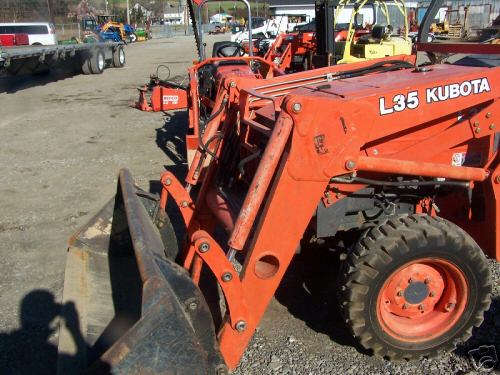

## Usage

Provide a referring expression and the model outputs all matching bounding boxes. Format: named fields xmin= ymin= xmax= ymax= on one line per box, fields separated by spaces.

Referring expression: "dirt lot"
xmin=0 ymin=36 xmax=499 ymax=375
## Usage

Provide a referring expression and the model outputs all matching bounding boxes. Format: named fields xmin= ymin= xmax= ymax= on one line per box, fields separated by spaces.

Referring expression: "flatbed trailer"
xmin=0 ymin=41 xmax=126 ymax=76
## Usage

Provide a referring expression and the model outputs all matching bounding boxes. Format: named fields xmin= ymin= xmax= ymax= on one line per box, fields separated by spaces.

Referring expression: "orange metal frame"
xmin=156 ymin=54 xmax=499 ymax=369
xmin=135 ymin=84 xmax=189 ymax=112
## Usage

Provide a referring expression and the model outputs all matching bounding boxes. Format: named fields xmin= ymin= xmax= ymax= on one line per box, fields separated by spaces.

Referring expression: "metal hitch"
xmin=57 ymin=169 xmax=225 ymax=375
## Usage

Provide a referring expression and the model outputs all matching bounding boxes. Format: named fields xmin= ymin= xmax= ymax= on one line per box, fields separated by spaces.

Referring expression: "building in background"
xmin=163 ymin=12 xmax=184 ymax=23
xmin=209 ymin=12 xmax=233 ymax=23
xmin=416 ymin=0 xmax=498 ymax=31
xmin=268 ymin=0 xmax=315 ymax=21
xmin=268 ymin=0 xmax=498 ymax=36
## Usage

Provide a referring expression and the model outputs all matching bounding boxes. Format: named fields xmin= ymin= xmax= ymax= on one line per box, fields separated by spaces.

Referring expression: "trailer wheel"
xmin=129 ymin=33 xmax=137 ymax=43
xmin=89 ymin=50 xmax=105 ymax=74
xmin=338 ymin=214 xmax=491 ymax=360
xmin=112 ymin=46 xmax=126 ymax=68
xmin=81 ymin=57 xmax=91 ymax=75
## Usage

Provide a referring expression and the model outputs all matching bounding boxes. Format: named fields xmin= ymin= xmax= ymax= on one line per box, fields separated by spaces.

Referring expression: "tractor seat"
xmin=357 ymin=25 xmax=392 ymax=44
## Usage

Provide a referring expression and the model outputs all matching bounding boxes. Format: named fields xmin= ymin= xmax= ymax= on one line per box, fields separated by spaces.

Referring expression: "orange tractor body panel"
xmin=156 ymin=59 xmax=499 ymax=368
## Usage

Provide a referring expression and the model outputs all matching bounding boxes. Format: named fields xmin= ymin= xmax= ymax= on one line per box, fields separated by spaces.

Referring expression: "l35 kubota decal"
xmin=379 ymin=77 xmax=491 ymax=115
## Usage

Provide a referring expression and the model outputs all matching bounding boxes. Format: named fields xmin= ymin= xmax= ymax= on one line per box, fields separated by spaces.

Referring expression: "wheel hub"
xmin=403 ymin=281 xmax=429 ymax=304
xmin=377 ymin=258 xmax=468 ymax=342
xmin=382 ymin=263 xmax=445 ymax=317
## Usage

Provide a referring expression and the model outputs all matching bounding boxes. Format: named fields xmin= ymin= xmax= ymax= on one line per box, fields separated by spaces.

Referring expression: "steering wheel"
xmin=216 ymin=44 xmax=246 ymax=58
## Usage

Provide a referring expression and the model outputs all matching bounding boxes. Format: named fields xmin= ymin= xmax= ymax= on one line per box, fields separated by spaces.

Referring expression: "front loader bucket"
xmin=57 ymin=169 xmax=226 ymax=375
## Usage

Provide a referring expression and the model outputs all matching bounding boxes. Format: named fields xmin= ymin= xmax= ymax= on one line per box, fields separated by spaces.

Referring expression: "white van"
xmin=0 ymin=23 xmax=57 ymax=45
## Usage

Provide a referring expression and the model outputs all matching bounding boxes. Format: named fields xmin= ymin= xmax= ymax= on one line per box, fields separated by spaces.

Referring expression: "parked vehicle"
xmin=0 ymin=23 xmax=57 ymax=45
xmin=96 ymin=15 xmax=136 ymax=43
xmin=0 ymin=42 xmax=126 ymax=76
xmin=0 ymin=33 xmax=29 ymax=47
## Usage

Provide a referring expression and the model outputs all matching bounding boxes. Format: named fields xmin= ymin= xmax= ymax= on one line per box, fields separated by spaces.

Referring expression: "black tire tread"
xmin=112 ymin=46 xmax=125 ymax=68
xmin=89 ymin=50 xmax=104 ymax=74
xmin=338 ymin=214 xmax=491 ymax=360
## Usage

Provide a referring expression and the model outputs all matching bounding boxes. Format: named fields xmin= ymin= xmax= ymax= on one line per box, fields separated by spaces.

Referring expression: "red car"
xmin=0 ymin=33 xmax=29 ymax=47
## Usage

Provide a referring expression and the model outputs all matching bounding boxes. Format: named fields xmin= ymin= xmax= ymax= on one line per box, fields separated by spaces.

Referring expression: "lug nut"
xmin=496 ymin=175 xmax=500 ymax=184
xmin=199 ymin=242 xmax=210 ymax=253
xmin=397 ymin=290 xmax=404 ymax=297
xmin=402 ymin=303 xmax=409 ymax=310
xmin=424 ymin=278 xmax=431 ymax=284
xmin=235 ymin=320 xmax=247 ymax=332
xmin=230 ymin=81 xmax=237 ymax=88
xmin=345 ymin=160 xmax=356 ymax=170
xmin=292 ymin=102 xmax=302 ymax=113
xmin=408 ymin=278 xmax=414 ymax=284
xmin=188 ymin=301 xmax=198 ymax=310
xmin=221 ymin=272 xmax=233 ymax=282
xmin=490 ymin=124 xmax=495 ymax=130
xmin=429 ymin=291 xmax=436 ymax=297
xmin=475 ymin=127 xmax=481 ymax=134
xmin=181 ymin=200 xmax=189 ymax=208
xmin=445 ymin=303 xmax=455 ymax=312
xmin=165 ymin=178 xmax=172 ymax=186
xmin=486 ymin=112 xmax=492 ymax=118
xmin=473 ymin=121 xmax=480 ymax=127
xmin=418 ymin=304 xmax=424 ymax=311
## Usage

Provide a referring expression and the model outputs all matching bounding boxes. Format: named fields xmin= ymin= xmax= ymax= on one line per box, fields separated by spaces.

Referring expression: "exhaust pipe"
xmin=57 ymin=169 xmax=226 ymax=374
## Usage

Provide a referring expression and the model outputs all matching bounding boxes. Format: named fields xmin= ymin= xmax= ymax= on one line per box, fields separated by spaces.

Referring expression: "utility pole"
xmin=126 ymin=0 xmax=130 ymax=24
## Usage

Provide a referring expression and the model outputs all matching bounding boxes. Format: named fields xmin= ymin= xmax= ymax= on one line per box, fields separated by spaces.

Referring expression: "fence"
xmin=55 ymin=23 xmax=82 ymax=40
xmin=54 ymin=23 xmax=218 ymax=41
xmin=151 ymin=23 xmax=218 ymax=39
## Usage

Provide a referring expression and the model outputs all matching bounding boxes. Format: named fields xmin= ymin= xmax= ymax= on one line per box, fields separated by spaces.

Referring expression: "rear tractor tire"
xmin=338 ymin=214 xmax=491 ymax=360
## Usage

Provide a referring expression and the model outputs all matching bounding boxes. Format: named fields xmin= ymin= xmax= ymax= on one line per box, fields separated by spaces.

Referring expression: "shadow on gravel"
xmin=151 ymin=109 xmax=189 ymax=194
xmin=155 ymin=110 xmax=188 ymax=169
xmin=0 ymin=289 xmax=110 ymax=375
xmin=275 ymin=246 xmax=371 ymax=355
xmin=455 ymin=296 xmax=500 ymax=369
xmin=0 ymin=66 xmax=78 ymax=94
xmin=150 ymin=109 xmax=190 ymax=267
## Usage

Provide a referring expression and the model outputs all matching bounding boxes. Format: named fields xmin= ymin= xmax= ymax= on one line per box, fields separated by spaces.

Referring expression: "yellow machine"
xmin=98 ymin=15 xmax=137 ymax=43
xmin=336 ymin=0 xmax=412 ymax=64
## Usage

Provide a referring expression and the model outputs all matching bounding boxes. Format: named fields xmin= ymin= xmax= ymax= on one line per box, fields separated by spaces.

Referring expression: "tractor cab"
xmin=81 ymin=17 xmax=98 ymax=32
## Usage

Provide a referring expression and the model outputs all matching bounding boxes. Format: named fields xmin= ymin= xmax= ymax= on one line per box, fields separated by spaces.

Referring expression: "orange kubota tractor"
xmin=58 ymin=0 xmax=500 ymax=373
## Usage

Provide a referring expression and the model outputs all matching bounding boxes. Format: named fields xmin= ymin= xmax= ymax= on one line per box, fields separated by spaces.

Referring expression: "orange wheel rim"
xmin=376 ymin=258 xmax=468 ymax=342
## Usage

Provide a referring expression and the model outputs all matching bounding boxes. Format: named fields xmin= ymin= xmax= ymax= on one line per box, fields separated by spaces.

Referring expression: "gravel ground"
xmin=0 ymin=35 xmax=499 ymax=375
xmin=234 ymin=257 xmax=500 ymax=375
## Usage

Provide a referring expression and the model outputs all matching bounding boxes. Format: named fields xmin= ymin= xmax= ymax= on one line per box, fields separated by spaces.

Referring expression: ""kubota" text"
xmin=379 ymin=77 xmax=490 ymax=115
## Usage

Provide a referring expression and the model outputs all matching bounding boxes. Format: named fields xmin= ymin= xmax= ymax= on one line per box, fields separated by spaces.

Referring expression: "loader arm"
xmin=159 ymin=61 xmax=499 ymax=367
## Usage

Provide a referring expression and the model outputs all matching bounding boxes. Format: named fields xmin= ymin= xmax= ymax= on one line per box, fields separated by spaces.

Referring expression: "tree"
xmin=130 ymin=6 xmax=137 ymax=23
xmin=136 ymin=6 xmax=143 ymax=25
